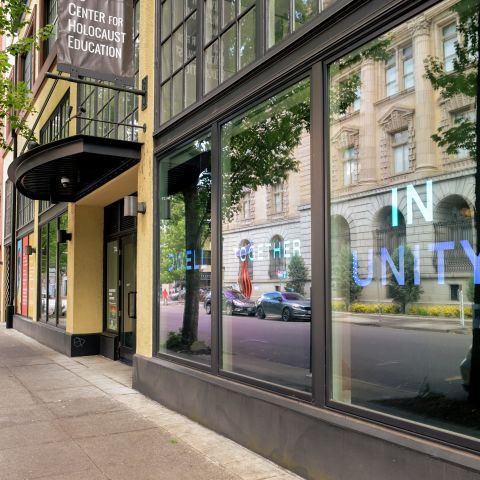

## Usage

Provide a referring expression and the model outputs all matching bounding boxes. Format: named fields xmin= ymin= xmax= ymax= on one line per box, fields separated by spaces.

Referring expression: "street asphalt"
xmin=0 ymin=324 xmax=300 ymax=480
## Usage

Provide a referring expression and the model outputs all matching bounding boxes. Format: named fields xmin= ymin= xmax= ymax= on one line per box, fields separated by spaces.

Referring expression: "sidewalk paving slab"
xmin=0 ymin=325 xmax=302 ymax=480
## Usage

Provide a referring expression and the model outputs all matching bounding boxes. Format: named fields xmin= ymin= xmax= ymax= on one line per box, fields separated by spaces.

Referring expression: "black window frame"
xmin=153 ymin=0 xmax=480 ymax=456
xmin=37 ymin=207 xmax=69 ymax=329
xmin=39 ymin=91 xmax=70 ymax=144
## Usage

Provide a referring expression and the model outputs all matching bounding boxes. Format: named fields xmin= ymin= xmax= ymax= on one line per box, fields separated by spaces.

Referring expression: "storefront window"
xmin=329 ymin=0 xmax=479 ymax=439
xmin=221 ymin=79 xmax=311 ymax=391
xmin=39 ymin=213 xmax=68 ymax=328
xmin=16 ymin=234 xmax=34 ymax=318
xmin=158 ymin=135 xmax=212 ymax=365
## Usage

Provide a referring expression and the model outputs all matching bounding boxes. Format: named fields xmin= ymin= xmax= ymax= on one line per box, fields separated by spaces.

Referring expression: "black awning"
xmin=8 ymin=135 xmax=142 ymax=203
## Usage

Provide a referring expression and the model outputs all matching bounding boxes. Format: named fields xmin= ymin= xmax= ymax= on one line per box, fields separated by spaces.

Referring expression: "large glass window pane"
xmin=48 ymin=220 xmax=58 ymax=325
xmin=172 ymin=0 xmax=183 ymax=29
xmin=329 ymin=0 xmax=479 ymax=440
xmin=161 ymin=80 xmax=171 ymax=123
xmin=186 ymin=13 xmax=197 ymax=61
xmin=221 ymin=79 xmax=311 ymax=391
xmin=205 ymin=0 xmax=219 ymax=44
xmin=205 ymin=40 xmax=219 ymax=93
xmin=173 ymin=26 xmax=184 ymax=72
xmin=268 ymin=0 xmax=290 ymax=48
xmin=239 ymin=7 xmax=255 ymax=69
xmin=158 ymin=135 xmax=212 ymax=365
xmin=58 ymin=214 xmax=68 ymax=329
xmin=222 ymin=0 xmax=236 ymax=27
xmin=40 ymin=226 xmax=48 ymax=322
xmin=172 ymin=71 xmax=184 ymax=116
xmin=106 ymin=241 xmax=119 ymax=332
xmin=221 ymin=25 xmax=237 ymax=82
xmin=161 ymin=0 xmax=171 ymax=40
xmin=161 ymin=38 xmax=171 ymax=81
xmin=295 ymin=0 xmax=317 ymax=29
xmin=185 ymin=60 xmax=197 ymax=107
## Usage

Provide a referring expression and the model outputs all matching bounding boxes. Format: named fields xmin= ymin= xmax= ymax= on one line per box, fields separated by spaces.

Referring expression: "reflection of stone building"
xmin=330 ymin=0 xmax=476 ymax=305
xmin=223 ymin=135 xmax=311 ymax=299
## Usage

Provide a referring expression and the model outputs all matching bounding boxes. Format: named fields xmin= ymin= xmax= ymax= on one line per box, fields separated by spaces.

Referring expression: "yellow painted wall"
xmin=67 ymin=204 xmax=104 ymax=334
xmin=134 ymin=0 xmax=156 ymax=358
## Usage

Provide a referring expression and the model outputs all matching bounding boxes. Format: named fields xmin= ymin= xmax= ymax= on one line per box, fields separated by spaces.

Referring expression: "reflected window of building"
xmin=269 ymin=235 xmax=286 ymax=279
xmin=385 ymin=54 xmax=397 ymax=96
xmin=329 ymin=0 xmax=479 ymax=442
xmin=221 ymin=78 xmax=311 ymax=392
xmin=158 ymin=134 xmax=212 ymax=365
xmin=443 ymin=23 xmax=457 ymax=72
xmin=273 ymin=183 xmax=283 ymax=213
xmin=343 ymin=147 xmax=358 ymax=185
xmin=402 ymin=45 xmax=414 ymax=89
xmin=204 ymin=0 xmax=256 ymax=94
xmin=392 ymin=129 xmax=409 ymax=174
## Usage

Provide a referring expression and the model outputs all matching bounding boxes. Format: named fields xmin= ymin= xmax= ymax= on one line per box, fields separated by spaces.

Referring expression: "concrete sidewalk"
xmin=333 ymin=311 xmax=471 ymax=334
xmin=0 ymin=325 xmax=300 ymax=480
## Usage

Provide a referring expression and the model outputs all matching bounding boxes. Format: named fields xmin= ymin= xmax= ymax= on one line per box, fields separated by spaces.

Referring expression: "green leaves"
xmin=0 ymin=0 xmax=55 ymax=151
xmin=424 ymin=0 xmax=479 ymax=159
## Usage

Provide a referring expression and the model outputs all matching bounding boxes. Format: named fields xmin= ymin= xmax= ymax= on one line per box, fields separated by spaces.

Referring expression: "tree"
xmin=0 ymin=1 xmax=53 ymax=150
xmin=286 ymin=254 xmax=309 ymax=295
xmin=387 ymin=246 xmax=423 ymax=314
xmin=424 ymin=0 xmax=480 ymax=402
xmin=331 ymin=246 xmax=362 ymax=308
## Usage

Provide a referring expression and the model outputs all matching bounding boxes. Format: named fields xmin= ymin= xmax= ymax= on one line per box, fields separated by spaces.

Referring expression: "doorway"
xmin=104 ymin=199 xmax=137 ymax=362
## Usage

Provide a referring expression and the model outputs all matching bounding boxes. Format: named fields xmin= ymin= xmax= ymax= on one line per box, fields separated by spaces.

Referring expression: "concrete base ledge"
xmin=13 ymin=315 xmax=100 ymax=357
xmin=133 ymin=354 xmax=480 ymax=480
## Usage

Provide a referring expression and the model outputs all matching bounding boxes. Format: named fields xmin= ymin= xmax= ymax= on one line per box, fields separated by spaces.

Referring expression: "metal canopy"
xmin=8 ymin=135 xmax=142 ymax=203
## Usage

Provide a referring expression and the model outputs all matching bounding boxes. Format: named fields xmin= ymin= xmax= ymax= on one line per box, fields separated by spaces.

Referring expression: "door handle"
xmin=127 ymin=291 xmax=137 ymax=319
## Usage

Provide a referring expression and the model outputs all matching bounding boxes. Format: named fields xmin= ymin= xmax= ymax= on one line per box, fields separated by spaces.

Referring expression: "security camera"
xmin=60 ymin=176 xmax=71 ymax=188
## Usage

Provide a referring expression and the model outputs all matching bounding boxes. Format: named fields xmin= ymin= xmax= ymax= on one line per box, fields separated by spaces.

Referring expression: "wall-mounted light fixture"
xmin=57 ymin=230 xmax=72 ymax=243
xmin=124 ymin=196 xmax=146 ymax=216
xmin=25 ymin=245 xmax=36 ymax=255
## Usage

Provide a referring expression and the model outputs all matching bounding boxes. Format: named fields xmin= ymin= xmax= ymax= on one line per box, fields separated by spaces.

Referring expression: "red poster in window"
xmin=21 ymin=237 xmax=28 ymax=316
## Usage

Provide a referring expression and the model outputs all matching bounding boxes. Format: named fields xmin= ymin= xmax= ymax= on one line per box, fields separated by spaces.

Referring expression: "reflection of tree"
xmin=222 ymin=81 xmax=310 ymax=222
xmin=387 ymin=247 xmax=423 ymax=314
xmin=424 ymin=0 xmax=480 ymax=402
xmin=286 ymin=254 xmax=309 ymax=296
xmin=332 ymin=246 xmax=362 ymax=309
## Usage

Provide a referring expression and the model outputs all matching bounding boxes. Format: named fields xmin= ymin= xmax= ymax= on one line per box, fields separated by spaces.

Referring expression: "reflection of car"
xmin=460 ymin=346 xmax=471 ymax=391
xmin=256 ymin=292 xmax=311 ymax=321
xmin=204 ymin=290 xmax=256 ymax=316
xmin=170 ymin=289 xmax=185 ymax=301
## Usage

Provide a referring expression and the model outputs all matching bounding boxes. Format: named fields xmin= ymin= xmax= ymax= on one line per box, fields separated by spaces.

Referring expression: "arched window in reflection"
xmin=269 ymin=234 xmax=287 ymax=279
xmin=434 ymin=195 xmax=475 ymax=272
xmin=374 ymin=206 xmax=406 ymax=254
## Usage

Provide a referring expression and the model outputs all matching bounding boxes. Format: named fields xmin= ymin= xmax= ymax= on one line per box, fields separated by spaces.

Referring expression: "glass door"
xmin=119 ymin=234 xmax=137 ymax=361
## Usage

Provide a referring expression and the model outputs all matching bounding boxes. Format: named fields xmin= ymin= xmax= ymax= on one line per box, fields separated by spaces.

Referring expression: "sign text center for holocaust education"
xmin=57 ymin=0 xmax=134 ymax=84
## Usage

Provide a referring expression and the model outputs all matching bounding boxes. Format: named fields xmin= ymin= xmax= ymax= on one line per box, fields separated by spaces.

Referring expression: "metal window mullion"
xmin=197 ymin=2 xmax=203 ymax=103
xmin=257 ymin=0 xmax=264 ymax=61
xmin=290 ymin=0 xmax=294 ymax=34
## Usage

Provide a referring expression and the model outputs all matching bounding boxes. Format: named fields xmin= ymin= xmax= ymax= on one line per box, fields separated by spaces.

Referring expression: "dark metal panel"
xmin=210 ymin=122 xmax=220 ymax=375
xmin=133 ymin=354 xmax=480 ymax=479
xmin=310 ymin=61 xmax=327 ymax=407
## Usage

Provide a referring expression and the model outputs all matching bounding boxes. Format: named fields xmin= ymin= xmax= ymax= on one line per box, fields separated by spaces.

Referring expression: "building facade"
xmin=3 ymin=0 xmax=480 ymax=479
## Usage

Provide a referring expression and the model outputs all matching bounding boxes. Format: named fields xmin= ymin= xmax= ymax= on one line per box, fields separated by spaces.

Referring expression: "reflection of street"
xmin=161 ymin=303 xmax=471 ymax=403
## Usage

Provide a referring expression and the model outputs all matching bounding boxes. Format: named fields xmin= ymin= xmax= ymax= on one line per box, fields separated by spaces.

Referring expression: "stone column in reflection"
xmin=410 ymin=15 xmax=437 ymax=172
xmin=359 ymin=58 xmax=377 ymax=184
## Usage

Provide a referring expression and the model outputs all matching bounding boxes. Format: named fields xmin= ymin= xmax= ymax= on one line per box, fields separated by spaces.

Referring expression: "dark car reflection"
xmin=256 ymin=292 xmax=311 ymax=321
xmin=204 ymin=289 xmax=256 ymax=316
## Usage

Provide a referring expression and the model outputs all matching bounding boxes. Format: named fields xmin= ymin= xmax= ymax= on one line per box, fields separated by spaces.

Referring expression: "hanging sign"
xmin=57 ymin=0 xmax=135 ymax=84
